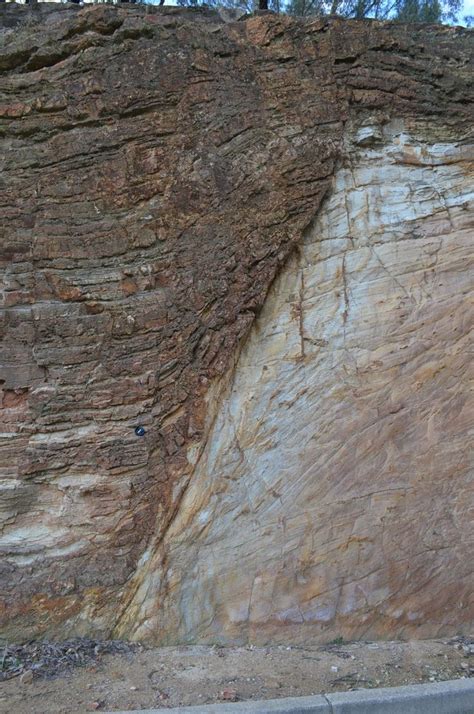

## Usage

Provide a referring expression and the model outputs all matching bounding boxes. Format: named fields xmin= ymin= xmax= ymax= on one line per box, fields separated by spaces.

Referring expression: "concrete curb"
xmin=327 ymin=678 xmax=474 ymax=713
xmin=108 ymin=677 xmax=474 ymax=714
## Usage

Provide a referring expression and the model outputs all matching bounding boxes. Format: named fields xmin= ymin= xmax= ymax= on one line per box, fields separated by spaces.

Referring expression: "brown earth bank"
xmin=0 ymin=637 xmax=473 ymax=713
xmin=0 ymin=4 xmax=473 ymax=645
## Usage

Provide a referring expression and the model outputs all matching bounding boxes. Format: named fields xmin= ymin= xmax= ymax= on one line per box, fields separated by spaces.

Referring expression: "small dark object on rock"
xmin=135 ymin=426 xmax=146 ymax=436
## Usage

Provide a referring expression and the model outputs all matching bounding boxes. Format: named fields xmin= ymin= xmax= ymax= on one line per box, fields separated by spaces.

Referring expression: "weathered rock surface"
xmin=0 ymin=4 xmax=472 ymax=643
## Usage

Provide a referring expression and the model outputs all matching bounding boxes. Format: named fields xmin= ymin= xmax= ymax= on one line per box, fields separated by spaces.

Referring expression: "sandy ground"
xmin=0 ymin=638 xmax=473 ymax=714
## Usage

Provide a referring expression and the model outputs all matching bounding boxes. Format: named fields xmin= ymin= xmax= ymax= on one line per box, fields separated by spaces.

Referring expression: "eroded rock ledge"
xmin=0 ymin=4 xmax=472 ymax=643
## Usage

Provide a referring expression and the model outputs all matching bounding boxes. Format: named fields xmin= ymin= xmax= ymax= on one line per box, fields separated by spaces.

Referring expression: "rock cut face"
xmin=0 ymin=5 xmax=473 ymax=643
xmin=115 ymin=124 xmax=474 ymax=644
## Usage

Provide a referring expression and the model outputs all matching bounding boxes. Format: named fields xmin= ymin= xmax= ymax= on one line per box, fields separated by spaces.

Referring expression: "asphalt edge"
xmin=107 ymin=676 xmax=474 ymax=714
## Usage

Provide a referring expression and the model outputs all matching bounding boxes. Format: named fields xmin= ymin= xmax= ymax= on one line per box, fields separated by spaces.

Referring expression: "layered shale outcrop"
xmin=0 ymin=3 xmax=473 ymax=644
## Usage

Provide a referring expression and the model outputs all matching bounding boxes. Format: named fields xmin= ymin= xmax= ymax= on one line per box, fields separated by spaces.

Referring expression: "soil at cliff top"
xmin=0 ymin=637 xmax=473 ymax=713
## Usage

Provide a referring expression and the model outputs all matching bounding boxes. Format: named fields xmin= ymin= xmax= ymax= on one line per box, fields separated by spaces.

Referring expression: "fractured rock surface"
xmin=0 ymin=4 xmax=472 ymax=642
xmin=120 ymin=128 xmax=473 ymax=644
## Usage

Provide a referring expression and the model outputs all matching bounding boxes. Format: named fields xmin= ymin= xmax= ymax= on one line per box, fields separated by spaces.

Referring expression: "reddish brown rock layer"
xmin=0 ymin=4 xmax=472 ymax=642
